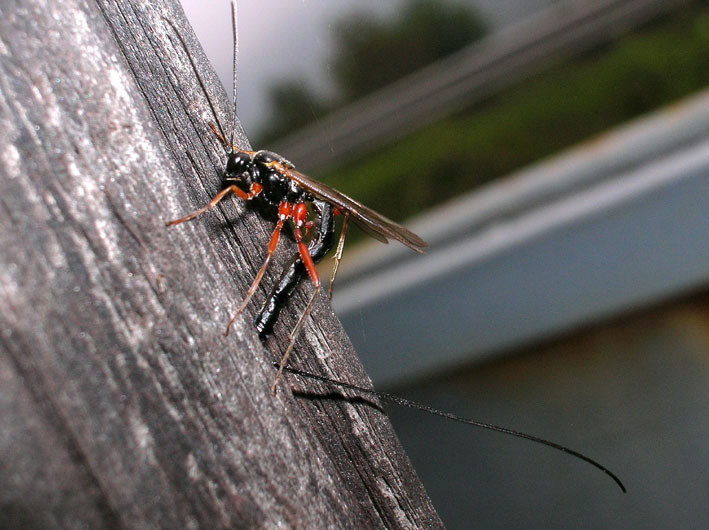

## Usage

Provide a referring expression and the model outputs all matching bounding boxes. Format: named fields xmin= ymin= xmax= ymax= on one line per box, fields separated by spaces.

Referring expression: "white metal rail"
xmin=333 ymin=90 xmax=709 ymax=387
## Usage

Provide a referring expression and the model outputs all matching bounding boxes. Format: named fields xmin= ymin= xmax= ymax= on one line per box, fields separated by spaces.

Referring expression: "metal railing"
xmin=333 ymin=90 xmax=709 ymax=387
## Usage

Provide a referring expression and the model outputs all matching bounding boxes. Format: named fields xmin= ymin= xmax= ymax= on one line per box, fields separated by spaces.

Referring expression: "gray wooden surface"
xmin=0 ymin=0 xmax=443 ymax=528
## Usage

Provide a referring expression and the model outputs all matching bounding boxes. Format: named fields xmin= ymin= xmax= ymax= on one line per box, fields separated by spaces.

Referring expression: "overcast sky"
xmin=179 ymin=0 xmax=554 ymax=138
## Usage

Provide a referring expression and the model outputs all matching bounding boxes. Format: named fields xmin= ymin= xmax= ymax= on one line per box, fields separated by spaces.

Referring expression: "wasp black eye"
xmin=225 ymin=151 xmax=252 ymax=179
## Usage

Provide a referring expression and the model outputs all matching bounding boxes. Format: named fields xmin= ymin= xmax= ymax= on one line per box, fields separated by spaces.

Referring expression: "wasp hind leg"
xmin=328 ymin=211 xmax=349 ymax=299
xmin=224 ymin=201 xmax=293 ymax=336
xmin=271 ymin=202 xmax=322 ymax=394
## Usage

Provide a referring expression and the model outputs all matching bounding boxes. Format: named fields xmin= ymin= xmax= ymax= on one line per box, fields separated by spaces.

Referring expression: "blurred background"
xmin=180 ymin=0 xmax=709 ymax=528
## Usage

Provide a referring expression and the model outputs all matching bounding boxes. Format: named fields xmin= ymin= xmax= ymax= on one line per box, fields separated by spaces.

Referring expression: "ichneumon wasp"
xmin=164 ymin=2 xmax=427 ymax=392
xmin=162 ymin=1 xmax=626 ymax=493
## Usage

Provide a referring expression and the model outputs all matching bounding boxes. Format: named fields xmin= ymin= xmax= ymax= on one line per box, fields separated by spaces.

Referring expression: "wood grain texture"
xmin=0 ymin=0 xmax=443 ymax=528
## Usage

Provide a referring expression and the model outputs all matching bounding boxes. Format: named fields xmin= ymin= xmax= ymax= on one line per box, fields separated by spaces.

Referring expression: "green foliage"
xmin=318 ymin=8 xmax=709 ymax=224
xmin=255 ymin=0 xmax=486 ymax=144
xmin=255 ymin=79 xmax=328 ymax=145
xmin=331 ymin=0 xmax=487 ymax=100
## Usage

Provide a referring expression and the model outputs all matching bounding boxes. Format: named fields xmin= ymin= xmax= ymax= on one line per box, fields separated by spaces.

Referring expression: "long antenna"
xmin=162 ymin=16 xmax=231 ymax=154
xmin=229 ymin=0 xmax=239 ymax=148
xmin=275 ymin=362 xmax=627 ymax=493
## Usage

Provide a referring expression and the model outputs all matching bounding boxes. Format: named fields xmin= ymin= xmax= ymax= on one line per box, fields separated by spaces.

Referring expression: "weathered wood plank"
xmin=0 ymin=0 xmax=443 ymax=528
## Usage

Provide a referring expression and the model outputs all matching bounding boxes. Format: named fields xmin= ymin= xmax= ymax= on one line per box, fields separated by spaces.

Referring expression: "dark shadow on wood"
xmin=291 ymin=390 xmax=386 ymax=415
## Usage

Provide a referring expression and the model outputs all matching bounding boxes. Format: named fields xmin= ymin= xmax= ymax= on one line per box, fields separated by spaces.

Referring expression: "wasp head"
xmin=224 ymin=151 xmax=254 ymax=190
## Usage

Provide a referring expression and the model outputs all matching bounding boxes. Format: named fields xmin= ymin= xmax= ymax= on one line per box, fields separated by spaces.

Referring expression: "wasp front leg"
xmin=166 ymin=183 xmax=263 ymax=226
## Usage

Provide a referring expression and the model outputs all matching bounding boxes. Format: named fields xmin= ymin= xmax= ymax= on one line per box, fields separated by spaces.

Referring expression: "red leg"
xmin=272 ymin=203 xmax=321 ymax=393
xmin=166 ymin=183 xmax=263 ymax=226
xmin=303 ymin=219 xmax=315 ymax=239
xmin=224 ymin=201 xmax=293 ymax=336
xmin=292 ymin=203 xmax=321 ymax=289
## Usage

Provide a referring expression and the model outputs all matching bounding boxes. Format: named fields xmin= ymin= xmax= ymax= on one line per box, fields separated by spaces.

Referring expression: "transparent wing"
xmin=283 ymin=167 xmax=428 ymax=254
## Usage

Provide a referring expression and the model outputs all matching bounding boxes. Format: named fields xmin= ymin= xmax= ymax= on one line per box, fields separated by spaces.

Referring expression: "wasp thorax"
xmin=262 ymin=172 xmax=288 ymax=204
xmin=253 ymin=150 xmax=281 ymax=165
xmin=286 ymin=179 xmax=303 ymax=203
